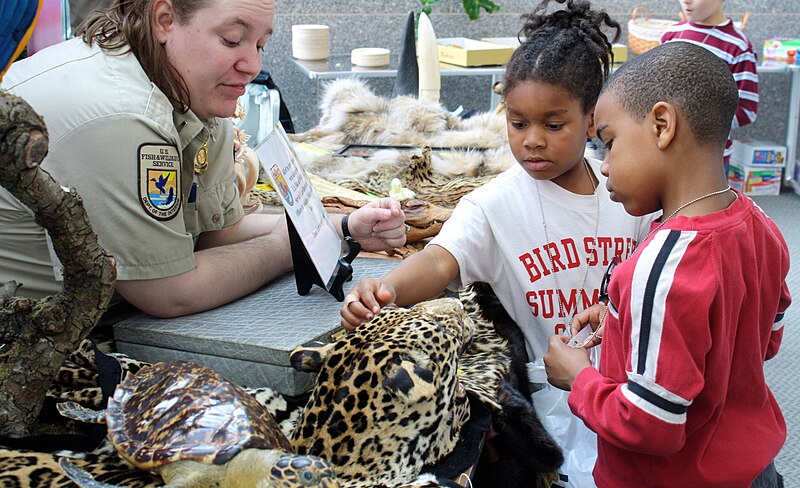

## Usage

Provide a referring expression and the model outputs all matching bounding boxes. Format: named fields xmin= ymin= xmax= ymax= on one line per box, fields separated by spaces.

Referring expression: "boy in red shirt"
xmin=544 ymin=42 xmax=790 ymax=487
xmin=661 ymin=0 xmax=758 ymax=168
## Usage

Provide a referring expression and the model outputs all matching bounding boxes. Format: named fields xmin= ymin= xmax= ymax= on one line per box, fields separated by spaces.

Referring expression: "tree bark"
xmin=0 ymin=90 xmax=116 ymax=437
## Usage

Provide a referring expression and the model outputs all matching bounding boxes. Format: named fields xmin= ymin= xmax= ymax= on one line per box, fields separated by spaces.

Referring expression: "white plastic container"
xmin=731 ymin=138 xmax=787 ymax=166
xmin=728 ymin=163 xmax=783 ymax=196
xmin=350 ymin=47 xmax=390 ymax=67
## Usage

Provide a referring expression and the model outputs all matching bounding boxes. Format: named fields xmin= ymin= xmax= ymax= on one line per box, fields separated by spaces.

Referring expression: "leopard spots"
xmin=290 ymin=298 xmax=475 ymax=487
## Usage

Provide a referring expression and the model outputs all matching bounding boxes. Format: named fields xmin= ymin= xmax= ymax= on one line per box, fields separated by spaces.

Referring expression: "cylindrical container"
xmin=292 ymin=24 xmax=330 ymax=61
xmin=351 ymin=48 xmax=390 ymax=67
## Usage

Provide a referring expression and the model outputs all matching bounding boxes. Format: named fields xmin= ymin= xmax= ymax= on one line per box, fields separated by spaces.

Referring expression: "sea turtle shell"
xmin=106 ymin=360 xmax=292 ymax=471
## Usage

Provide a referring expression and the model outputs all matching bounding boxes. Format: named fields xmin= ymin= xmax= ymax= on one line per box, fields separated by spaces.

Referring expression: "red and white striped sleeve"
xmin=661 ymin=21 xmax=758 ymax=129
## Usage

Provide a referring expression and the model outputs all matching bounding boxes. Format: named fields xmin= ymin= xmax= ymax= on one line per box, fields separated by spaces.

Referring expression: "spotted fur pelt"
xmin=288 ymin=78 xmax=517 ymax=206
xmin=0 ymin=448 xmax=161 ymax=488
xmin=290 ymin=285 xmax=562 ymax=488
xmin=46 ymin=339 xmax=146 ymax=410
xmin=290 ymin=298 xmax=475 ymax=488
xmin=463 ymin=284 xmax=564 ymax=488
xmin=3 ymin=282 xmax=562 ymax=488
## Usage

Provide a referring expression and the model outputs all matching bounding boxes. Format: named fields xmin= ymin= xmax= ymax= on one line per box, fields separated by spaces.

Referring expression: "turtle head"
xmin=270 ymin=453 xmax=339 ymax=487
xmin=226 ymin=449 xmax=338 ymax=487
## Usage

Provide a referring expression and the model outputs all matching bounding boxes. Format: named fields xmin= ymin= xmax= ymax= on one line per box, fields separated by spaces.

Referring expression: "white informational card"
xmin=255 ymin=125 xmax=341 ymax=288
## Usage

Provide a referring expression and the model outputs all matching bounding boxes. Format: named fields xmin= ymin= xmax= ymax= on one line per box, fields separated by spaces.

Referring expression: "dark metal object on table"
xmin=287 ymin=213 xmax=360 ymax=302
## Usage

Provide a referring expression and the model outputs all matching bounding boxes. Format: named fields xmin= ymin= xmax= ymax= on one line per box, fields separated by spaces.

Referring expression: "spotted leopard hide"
xmin=461 ymin=283 xmax=564 ymax=488
xmin=290 ymin=298 xmax=475 ymax=487
xmin=289 ymin=286 xmax=562 ymax=488
xmin=0 ymin=448 xmax=160 ymax=488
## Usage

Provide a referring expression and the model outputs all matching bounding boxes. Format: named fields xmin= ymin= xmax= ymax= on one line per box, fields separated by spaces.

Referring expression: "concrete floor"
xmin=753 ymin=191 xmax=800 ymax=485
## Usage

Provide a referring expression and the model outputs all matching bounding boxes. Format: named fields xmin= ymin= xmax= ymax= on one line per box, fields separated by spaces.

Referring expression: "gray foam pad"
xmin=114 ymin=257 xmax=400 ymax=394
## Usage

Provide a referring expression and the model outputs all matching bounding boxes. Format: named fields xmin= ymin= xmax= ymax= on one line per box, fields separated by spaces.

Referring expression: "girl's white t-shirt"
xmin=430 ymin=158 xmax=654 ymax=361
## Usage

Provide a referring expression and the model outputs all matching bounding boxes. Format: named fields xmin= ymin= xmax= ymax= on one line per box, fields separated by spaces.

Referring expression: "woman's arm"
xmin=116 ymin=217 xmax=292 ymax=317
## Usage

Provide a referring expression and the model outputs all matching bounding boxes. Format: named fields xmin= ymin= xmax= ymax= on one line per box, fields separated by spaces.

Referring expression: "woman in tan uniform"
xmin=0 ymin=0 xmax=406 ymax=317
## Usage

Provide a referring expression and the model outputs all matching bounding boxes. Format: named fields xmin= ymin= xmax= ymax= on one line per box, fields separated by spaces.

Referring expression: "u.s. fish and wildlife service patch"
xmin=138 ymin=143 xmax=181 ymax=220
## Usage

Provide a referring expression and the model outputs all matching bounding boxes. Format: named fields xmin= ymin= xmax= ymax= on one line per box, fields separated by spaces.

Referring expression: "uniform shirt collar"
xmin=173 ymin=110 xmax=220 ymax=151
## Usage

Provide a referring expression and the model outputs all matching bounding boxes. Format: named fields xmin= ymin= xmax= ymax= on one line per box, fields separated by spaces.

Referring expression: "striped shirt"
xmin=662 ymin=20 xmax=759 ymax=160
xmin=569 ymin=192 xmax=790 ymax=487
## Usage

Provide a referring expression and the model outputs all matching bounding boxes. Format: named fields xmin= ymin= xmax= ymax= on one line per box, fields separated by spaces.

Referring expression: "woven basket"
xmin=628 ymin=7 xmax=676 ymax=55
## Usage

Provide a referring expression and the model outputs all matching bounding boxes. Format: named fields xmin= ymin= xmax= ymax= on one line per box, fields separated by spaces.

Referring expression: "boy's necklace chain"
xmin=640 ymin=186 xmax=735 ymax=247
xmin=594 ymin=185 xmax=736 ymax=338
xmin=534 ymin=159 xmax=599 ymax=329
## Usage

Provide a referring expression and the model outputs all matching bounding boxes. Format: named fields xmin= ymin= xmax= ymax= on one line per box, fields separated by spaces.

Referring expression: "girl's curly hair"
xmin=503 ymin=0 xmax=621 ymax=112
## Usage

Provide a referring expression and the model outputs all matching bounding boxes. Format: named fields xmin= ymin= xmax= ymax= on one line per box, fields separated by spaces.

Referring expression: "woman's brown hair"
xmin=78 ymin=0 xmax=211 ymax=112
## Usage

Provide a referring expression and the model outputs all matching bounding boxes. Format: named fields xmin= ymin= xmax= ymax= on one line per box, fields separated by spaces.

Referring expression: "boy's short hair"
xmin=602 ymin=42 xmax=738 ymax=148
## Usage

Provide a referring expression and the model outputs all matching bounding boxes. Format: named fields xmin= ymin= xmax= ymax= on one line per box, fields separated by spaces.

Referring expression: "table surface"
xmin=114 ymin=256 xmax=400 ymax=362
xmin=291 ymin=55 xmax=799 ymax=79
xmin=290 ymin=53 xmax=507 ymax=80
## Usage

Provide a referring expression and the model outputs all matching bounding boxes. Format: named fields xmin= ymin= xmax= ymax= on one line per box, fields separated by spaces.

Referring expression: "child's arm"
xmin=766 ymin=278 xmax=791 ymax=359
xmin=544 ymin=304 xmax=696 ymax=457
xmin=340 ymin=244 xmax=459 ymax=329
xmin=730 ymin=40 xmax=758 ymax=128
xmin=559 ymin=236 xmax=717 ymax=457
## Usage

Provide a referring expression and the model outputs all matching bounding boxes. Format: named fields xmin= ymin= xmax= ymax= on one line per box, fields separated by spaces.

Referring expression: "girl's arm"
xmin=340 ymin=244 xmax=459 ymax=329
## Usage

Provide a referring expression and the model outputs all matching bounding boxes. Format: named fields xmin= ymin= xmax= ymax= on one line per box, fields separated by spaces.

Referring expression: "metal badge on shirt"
xmin=138 ymin=143 xmax=181 ymax=220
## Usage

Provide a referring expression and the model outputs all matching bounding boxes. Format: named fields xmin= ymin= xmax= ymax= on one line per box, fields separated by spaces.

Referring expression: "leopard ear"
xmin=383 ymin=355 xmax=436 ymax=403
xmin=290 ymin=341 xmax=334 ymax=373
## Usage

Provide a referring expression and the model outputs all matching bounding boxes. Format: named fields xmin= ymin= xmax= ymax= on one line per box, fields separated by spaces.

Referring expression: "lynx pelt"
xmin=290 ymin=78 xmax=517 ymax=194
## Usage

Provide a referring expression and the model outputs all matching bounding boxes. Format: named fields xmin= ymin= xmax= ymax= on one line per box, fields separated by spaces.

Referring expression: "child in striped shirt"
xmin=661 ymin=0 xmax=758 ymax=169
xmin=544 ymin=42 xmax=789 ymax=488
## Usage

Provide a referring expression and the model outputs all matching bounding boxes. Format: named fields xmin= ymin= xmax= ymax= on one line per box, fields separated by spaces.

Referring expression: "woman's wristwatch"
xmin=341 ymin=214 xmax=352 ymax=239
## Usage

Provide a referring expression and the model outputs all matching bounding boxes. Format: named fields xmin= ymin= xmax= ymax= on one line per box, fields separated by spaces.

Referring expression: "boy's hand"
xmin=569 ymin=303 xmax=607 ymax=349
xmin=349 ymin=198 xmax=406 ymax=251
xmin=340 ymin=279 xmax=397 ymax=330
xmin=544 ymin=335 xmax=593 ymax=391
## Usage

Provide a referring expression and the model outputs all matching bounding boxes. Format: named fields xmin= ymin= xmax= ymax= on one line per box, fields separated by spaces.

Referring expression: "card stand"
xmin=287 ymin=212 xmax=361 ymax=301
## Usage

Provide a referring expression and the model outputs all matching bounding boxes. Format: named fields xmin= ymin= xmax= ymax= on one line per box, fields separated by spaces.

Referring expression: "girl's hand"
xmin=340 ymin=279 xmax=397 ymax=330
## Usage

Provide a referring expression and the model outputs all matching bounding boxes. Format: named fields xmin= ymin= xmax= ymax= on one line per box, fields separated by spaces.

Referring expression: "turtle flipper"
xmin=59 ymin=458 xmax=122 ymax=488
xmin=57 ymin=401 xmax=106 ymax=424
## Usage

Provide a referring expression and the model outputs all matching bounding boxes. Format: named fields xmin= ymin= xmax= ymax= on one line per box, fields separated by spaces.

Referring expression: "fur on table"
xmin=0 ymin=287 xmax=562 ymax=488
xmin=288 ymin=78 xmax=517 ymax=208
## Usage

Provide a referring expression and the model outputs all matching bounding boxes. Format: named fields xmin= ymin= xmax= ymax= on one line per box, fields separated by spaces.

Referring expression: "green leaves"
xmin=461 ymin=0 xmax=502 ymax=20
xmin=419 ymin=0 xmax=501 ymax=20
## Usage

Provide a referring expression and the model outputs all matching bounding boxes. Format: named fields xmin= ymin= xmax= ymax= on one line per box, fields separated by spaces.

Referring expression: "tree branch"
xmin=0 ymin=90 xmax=116 ymax=437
